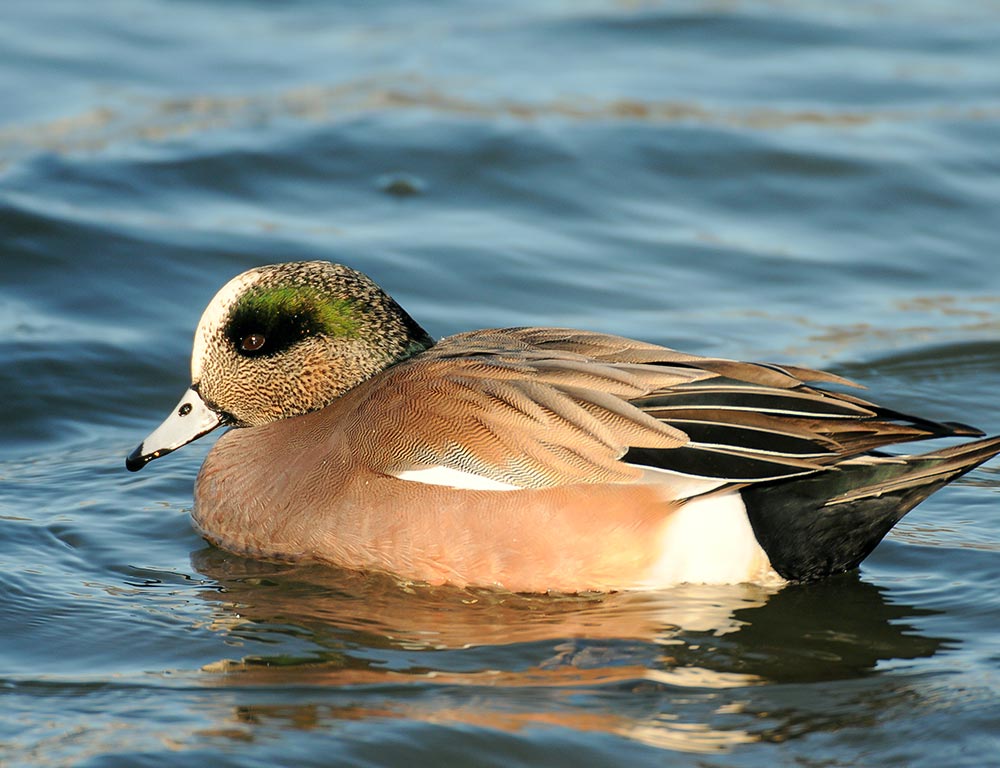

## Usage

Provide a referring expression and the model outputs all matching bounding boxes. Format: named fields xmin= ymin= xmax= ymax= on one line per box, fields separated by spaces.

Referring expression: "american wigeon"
xmin=127 ymin=261 xmax=1000 ymax=592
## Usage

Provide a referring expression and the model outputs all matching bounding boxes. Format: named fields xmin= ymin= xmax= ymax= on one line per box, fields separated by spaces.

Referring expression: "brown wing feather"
xmin=348 ymin=327 xmax=975 ymax=488
xmin=348 ymin=350 xmax=692 ymax=488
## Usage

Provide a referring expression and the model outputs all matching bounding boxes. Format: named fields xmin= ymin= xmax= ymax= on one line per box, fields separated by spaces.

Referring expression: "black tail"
xmin=743 ymin=435 xmax=1000 ymax=581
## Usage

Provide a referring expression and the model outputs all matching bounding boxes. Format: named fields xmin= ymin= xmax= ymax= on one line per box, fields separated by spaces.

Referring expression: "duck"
xmin=126 ymin=261 xmax=1000 ymax=593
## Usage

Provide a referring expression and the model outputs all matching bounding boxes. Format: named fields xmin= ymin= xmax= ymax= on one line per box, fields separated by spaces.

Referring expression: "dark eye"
xmin=241 ymin=333 xmax=266 ymax=352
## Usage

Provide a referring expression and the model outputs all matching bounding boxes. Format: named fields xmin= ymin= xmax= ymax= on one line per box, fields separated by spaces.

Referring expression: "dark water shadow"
xmin=667 ymin=572 xmax=949 ymax=684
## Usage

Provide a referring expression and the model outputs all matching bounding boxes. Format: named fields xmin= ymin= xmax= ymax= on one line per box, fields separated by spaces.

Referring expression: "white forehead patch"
xmin=190 ymin=267 xmax=268 ymax=381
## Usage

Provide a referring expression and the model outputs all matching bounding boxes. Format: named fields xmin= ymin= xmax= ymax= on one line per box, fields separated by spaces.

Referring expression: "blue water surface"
xmin=2 ymin=1 xmax=1000 ymax=766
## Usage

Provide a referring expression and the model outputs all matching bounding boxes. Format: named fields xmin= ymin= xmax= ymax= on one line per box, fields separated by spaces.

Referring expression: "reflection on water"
xmin=191 ymin=547 xmax=780 ymax=651
xmin=188 ymin=549 xmax=947 ymax=754
xmin=6 ymin=75 xmax=1000 ymax=163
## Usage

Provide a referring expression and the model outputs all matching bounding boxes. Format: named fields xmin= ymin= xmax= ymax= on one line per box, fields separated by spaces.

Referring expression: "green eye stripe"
xmin=225 ymin=285 xmax=362 ymax=356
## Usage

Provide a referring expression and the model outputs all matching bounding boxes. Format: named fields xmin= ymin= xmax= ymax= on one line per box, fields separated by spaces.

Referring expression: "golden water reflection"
xmin=4 ymin=74 xmax=1000 ymax=161
xmin=188 ymin=549 xmax=946 ymax=754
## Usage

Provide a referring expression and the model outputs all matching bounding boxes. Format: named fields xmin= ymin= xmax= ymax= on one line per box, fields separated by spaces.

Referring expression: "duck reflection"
xmin=189 ymin=547 xmax=947 ymax=753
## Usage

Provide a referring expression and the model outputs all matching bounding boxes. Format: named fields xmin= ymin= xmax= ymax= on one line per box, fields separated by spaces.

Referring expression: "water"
xmin=3 ymin=1 xmax=1000 ymax=765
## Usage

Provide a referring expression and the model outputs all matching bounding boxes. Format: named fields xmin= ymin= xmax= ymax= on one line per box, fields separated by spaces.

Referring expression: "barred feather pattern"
xmin=345 ymin=327 xmax=981 ymax=488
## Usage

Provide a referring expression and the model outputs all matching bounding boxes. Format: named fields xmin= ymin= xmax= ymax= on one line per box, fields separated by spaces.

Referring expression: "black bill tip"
xmin=125 ymin=444 xmax=171 ymax=472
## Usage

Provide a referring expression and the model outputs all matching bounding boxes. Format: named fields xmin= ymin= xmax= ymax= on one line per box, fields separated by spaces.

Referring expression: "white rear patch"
xmin=393 ymin=466 xmax=521 ymax=491
xmin=643 ymin=491 xmax=782 ymax=588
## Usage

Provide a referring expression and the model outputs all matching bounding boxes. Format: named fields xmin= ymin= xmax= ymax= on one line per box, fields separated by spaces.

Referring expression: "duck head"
xmin=126 ymin=261 xmax=433 ymax=471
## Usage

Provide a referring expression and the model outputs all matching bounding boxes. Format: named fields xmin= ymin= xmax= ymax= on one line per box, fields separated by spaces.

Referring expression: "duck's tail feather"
xmin=742 ymin=435 xmax=1000 ymax=581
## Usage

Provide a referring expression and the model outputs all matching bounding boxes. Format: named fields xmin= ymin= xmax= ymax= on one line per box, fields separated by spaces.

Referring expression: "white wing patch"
xmin=393 ymin=466 xmax=522 ymax=491
xmin=632 ymin=464 xmax=728 ymax=499
xmin=393 ymin=463 xmax=729 ymax=496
